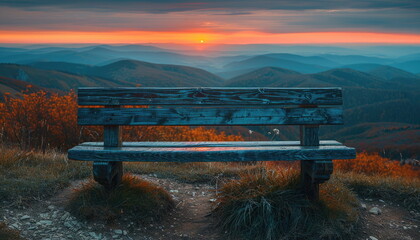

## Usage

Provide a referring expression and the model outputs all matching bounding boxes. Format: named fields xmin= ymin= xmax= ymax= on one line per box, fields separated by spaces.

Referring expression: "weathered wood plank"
xmin=78 ymin=87 xmax=342 ymax=106
xmin=300 ymin=125 xmax=320 ymax=146
xmin=104 ymin=126 xmax=122 ymax=148
xmin=78 ymin=107 xmax=343 ymax=126
xmin=300 ymin=125 xmax=325 ymax=200
xmin=80 ymin=140 xmax=343 ymax=148
xmin=94 ymin=107 xmax=123 ymax=189
xmin=68 ymin=145 xmax=356 ymax=162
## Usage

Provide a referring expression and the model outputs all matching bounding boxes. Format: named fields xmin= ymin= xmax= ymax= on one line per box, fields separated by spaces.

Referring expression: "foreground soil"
xmin=1 ymin=175 xmax=419 ymax=240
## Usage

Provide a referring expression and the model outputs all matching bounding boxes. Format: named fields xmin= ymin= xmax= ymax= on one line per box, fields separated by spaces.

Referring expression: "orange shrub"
xmin=334 ymin=152 xmax=419 ymax=178
xmin=0 ymin=91 xmax=242 ymax=151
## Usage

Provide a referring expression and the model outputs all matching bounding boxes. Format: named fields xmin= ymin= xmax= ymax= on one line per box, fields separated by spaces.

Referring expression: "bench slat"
xmin=78 ymin=87 xmax=342 ymax=106
xmin=78 ymin=107 xmax=343 ymax=126
xmin=80 ymin=140 xmax=343 ymax=148
xmin=68 ymin=144 xmax=356 ymax=162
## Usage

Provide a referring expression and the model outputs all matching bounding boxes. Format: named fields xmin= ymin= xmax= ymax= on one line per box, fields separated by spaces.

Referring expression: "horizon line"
xmin=1 ymin=31 xmax=420 ymax=45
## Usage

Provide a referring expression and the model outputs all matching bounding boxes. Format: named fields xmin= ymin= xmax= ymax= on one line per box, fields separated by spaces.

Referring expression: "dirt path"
xmin=1 ymin=174 xmax=222 ymax=240
xmin=356 ymin=199 xmax=420 ymax=240
xmin=1 ymin=175 xmax=419 ymax=240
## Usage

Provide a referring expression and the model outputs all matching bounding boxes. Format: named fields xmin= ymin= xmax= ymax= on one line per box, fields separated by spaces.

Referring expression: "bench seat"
xmin=68 ymin=140 xmax=355 ymax=162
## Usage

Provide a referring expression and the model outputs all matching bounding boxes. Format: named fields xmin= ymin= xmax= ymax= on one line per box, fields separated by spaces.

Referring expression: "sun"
xmin=200 ymin=39 xmax=204 ymax=43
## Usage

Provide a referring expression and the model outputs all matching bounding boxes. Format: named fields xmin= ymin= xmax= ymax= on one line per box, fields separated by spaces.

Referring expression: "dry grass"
xmin=0 ymin=146 xmax=90 ymax=204
xmin=66 ymin=174 xmax=174 ymax=223
xmin=333 ymin=171 xmax=420 ymax=211
xmin=1 ymin=143 xmax=418 ymax=239
xmin=213 ymin=168 xmax=360 ymax=240
xmin=125 ymin=161 xmax=266 ymax=183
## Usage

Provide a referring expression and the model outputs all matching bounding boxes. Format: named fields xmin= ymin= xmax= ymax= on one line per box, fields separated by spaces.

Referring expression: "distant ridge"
xmin=0 ymin=63 xmax=131 ymax=91
xmin=263 ymin=53 xmax=339 ymax=68
xmin=341 ymin=64 xmax=419 ymax=80
xmin=225 ymin=67 xmax=315 ymax=87
xmin=392 ymin=60 xmax=420 ymax=74
xmin=29 ymin=61 xmax=93 ymax=75
xmin=90 ymin=60 xmax=224 ymax=87
xmin=0 ymin=60 xmax=225 ymax=91
xmin=223 ymin=55 xmax=328 ymax=74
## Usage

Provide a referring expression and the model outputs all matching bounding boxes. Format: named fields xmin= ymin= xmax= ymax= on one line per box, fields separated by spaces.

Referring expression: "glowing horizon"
xmin=1 ymin=30 xmax=420 ymax=45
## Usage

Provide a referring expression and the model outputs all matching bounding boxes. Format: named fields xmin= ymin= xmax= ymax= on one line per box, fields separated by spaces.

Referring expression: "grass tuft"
xmin=213 ymin=168 xmax=360 ymax=240
xmin=67 ymin=174 xmax=174 ymax=223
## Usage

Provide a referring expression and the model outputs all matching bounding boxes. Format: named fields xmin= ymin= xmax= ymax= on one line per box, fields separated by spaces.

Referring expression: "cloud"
xmin=0 ymin=1 xmax=419 ymax=34
xmin=1 ymin=0 xmax=419 ymax=13
xmin=1 ymin=6 xmax=419 ymax=34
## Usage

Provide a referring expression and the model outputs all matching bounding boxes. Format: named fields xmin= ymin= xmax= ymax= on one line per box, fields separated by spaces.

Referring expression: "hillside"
xmin=0 ymin=63 xmax=128 ymax=91
xmin=225 ymin=67 xmax=316 ymax=87
xmin=223 ymin=55 xmax=328 ymax=74
xmin=29 ymin=62 xmax=93 ymax=75
xmin=264 ymin=53 xmax=340 ymax=67
xmin=0 ymin=76 xmax=47 ymax=99
xmin=226 ymin=67 xmax=397 ymax=88
xmin=392 ymin=60 xmax=420 ymax=74
xmin=319 ymin=54 xmax=392 ymax=65
xmin=0 ymin=60 xmax=225 ymax=91
xmin=323 ymin=122 xmax=420 ymax=158
xmin=90 ymin=60 xmax=224 ymax=87
xmin=342 ymin=64 xmax=419 ymax=80
xmin=309 ymin=68 xmax=409 ymax=89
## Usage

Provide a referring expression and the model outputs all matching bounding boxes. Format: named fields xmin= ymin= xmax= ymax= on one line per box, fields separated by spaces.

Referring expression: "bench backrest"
xmin=77 ymin=87 xmax=343 ymax=126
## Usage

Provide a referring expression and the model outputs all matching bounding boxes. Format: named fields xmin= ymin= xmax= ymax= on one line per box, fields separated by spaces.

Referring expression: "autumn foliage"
xmin=0 ymin=91 xmax=242 ymax=151
xmin=334 ymin=152 xmax=419 ymax=178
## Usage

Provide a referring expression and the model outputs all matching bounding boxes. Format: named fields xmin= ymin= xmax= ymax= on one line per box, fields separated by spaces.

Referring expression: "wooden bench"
xmin=68 ymin=87 xmax=356 ymax=200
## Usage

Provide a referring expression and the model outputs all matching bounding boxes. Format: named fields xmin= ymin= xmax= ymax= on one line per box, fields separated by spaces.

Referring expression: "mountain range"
xmin=1 ymin=45 xmax=419 ymax=76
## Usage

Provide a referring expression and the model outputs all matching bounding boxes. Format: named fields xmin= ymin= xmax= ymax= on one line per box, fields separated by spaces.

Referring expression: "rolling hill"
xmin=89 ymin=60 xmax=224 ymax=87
xmin=0 ymin=63 xmax=130 ymax=91
xmin=225 ymin=67 xmax=318 ymax=87
xmin=0 ymin=76 xmax=48 ymax=99
xmin=392 ymin=60 xmax=420 ymax=74
xmin=29 ymin=62 xmax=93 ymax=75
xmin=263 ymin=53 xmax=340 ymax=68
xmin=0 ymin=60 xmax=225 ymax=90
xmin=308 ymin=68 xmax=402 ymax=89
xmin=323 ymin=123 xmax=420 ymax=159
xmin=341 ymin=64 xmax=419 ymax=80
xmin=223 ymin=55 xmax=329 ymax=74
xmin=319 ymin=54 xmax=392 ymax=65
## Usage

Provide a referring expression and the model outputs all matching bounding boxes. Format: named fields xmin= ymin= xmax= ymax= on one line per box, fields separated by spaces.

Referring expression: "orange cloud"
xmin=1 ymin=30 xmax=419 ymax=45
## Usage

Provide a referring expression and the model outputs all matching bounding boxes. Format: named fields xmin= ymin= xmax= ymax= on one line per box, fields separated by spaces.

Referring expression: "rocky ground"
xmin=356 ymin=199 xmax=419 ymax=240
xmin=1 ymin=175 xmax=419 ymax=240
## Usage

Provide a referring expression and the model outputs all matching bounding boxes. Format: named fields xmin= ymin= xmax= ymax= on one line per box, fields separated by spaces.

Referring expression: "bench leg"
xmin=301 ymin=160 xmax=333 ymax=201
xmin=93 ymin=161 xmax=123 ymax=190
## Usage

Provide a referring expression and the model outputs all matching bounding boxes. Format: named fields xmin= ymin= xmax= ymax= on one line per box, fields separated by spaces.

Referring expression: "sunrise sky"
xmin=0 ymin=0 xmax=419 ymax=45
